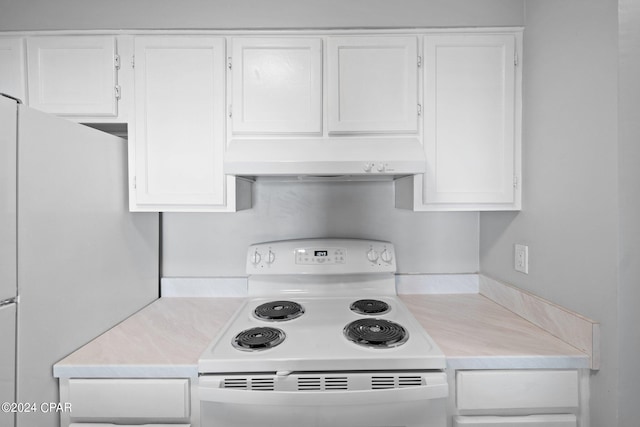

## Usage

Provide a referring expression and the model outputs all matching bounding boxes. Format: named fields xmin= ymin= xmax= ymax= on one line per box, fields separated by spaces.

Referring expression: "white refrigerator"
xmin=0 ymin=94 xmax=159 ymax=427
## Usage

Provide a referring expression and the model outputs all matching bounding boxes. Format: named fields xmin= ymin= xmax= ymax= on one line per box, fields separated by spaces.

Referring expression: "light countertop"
xmin=54 ymin=293 xmax=589 ymax=378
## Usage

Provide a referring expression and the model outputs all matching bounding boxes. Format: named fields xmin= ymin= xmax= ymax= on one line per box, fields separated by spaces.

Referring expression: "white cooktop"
xmin=198 ymin=295 xmax=445 ymax=373
xmin=198 ymin=239 xmax=446 ymax=373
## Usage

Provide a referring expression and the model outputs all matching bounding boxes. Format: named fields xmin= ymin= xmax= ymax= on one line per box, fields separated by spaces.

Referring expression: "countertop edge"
xmin=445 ymin=355 xmax=591 ymax=370
xmin=54 ymin=364 xmax=198 ymax=379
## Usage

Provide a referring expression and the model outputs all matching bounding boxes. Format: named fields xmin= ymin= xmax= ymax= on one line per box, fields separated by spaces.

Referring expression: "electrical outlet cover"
xmin=515 ymin=244 xmax=529 ymax=274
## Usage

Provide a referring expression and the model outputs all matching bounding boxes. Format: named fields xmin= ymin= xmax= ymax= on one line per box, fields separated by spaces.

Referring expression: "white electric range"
xmin=198 ymin=238 xmax=448 ymax=427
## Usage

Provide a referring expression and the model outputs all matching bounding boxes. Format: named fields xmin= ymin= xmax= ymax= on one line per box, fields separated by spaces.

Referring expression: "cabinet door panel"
xmin=27 ymin=36 xmax=117 ymax=116
xmin=423 ymin=34 xmax=516 ymax=205
xmin=0 ymin=38 xmax=26 ymax=101
xmin=328 ymin=36 xmax=418 ymax=133
xmin=231 ymin=37 xmax=322 ymax=135
xmin=133 ymin=36 xmax=226 ymax=208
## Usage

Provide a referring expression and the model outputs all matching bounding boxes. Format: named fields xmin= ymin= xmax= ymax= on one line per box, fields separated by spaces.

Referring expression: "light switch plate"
xmin=515 ymin=244 xmax=529 ymax=274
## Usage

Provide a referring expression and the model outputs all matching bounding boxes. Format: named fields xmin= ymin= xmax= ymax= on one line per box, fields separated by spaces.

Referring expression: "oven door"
xmin=199 ymin=372 xmax=448 ymax=427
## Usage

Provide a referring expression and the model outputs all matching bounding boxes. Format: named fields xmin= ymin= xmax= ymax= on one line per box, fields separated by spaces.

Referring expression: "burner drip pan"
xmin=233 ymin=327 xmax=286 ymax=351
xmin=344 ymin=318 xmax=408 ymax=349
xmin=254 ymin=300 xmax=304 ymax=321
xmin=350 ymin=299 xmax=390 ymax=315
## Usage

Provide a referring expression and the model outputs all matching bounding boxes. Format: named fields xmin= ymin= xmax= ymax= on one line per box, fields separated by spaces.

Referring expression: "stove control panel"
xmin=246 ymin=238 xmax=396 ymax=274
xmin=295 ymin=247 xmax=345 ymax=265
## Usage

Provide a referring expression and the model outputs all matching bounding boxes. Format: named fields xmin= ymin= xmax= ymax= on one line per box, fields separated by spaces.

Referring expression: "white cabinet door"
xmin=396 ymin=33 xmax=521 ymax=211
xmin=327 ymin=36 xmax=418 ymax=134
xmin=423 ymin=34 xmax=519 ymax=209
xmin=131 ymin=36 xmax=250 ymax=212
xmin=230 ymin=37 xmax=322 ymax=135
xmin=0 ymin=38 xmax=26 ymax=101
xmin=26 ymin=36 xmax=119 ymax=117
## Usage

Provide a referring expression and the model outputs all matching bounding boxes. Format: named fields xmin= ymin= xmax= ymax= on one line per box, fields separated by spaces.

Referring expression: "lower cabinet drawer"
xmin=454 ymin=414 xmax=577 ymax=426
xmin=456 ymin=370 xmax=579 ymax=411
xmin=68 ymin=378 xmax=190 ymax=419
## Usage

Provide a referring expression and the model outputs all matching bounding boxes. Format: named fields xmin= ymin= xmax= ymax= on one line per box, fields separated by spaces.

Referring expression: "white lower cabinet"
xmin=452 ymin=370 xmax=584 ymax=427
xmin=59 ymin=378 xmax=193 ymax=426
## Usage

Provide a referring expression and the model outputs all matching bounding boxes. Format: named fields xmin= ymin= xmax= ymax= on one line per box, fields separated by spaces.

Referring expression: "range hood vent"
xmin=224 ymin=138 xmax=426 ymax=179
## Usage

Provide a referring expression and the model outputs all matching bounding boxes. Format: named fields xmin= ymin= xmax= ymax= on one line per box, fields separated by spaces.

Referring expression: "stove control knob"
xmin=381 ymin=249 xmax=393 ymax=263
xmin=366 ymin=248 xmax=379 ymax=263
xmin=250 ymin=249 xmax=262 ymax=265
xmin=363 ymin=162 xmax=374 ymax=172
xmin=266 ymin=250 xmax=276 ymax=264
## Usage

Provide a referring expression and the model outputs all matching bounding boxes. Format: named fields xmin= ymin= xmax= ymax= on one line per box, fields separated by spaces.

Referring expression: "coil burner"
xmin=344 ymin=318 xmax=408 ymax=349
xmin=232 ymin=327 xmax=286 ymax=351
xmin=253 ymin=300 xmax=305 ymax=321
xmin=350 ymin=299 xmax=390 ymax=315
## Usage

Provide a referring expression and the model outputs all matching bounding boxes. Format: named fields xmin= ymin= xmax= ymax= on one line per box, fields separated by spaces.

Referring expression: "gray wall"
xmin=617 ymin=1 xmax=640 ymax=425
xmin=479 ymin=0 xmax=620 ymax=425
xmin=0 ymin=0 xmax=524 ymax=30
xmin=163 ymin=180 xmax=479 ymax=276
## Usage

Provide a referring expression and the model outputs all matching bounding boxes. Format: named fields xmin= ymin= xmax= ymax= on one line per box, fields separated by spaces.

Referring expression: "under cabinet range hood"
xmin=224 ymin=138 xmax=426 ymax=179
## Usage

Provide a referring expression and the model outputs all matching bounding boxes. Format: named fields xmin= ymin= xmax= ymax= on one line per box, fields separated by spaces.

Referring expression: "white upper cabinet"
xmin=396 ymin=32 xmax=522 ymax=211
xmin=130 ymin=36 xmax=250 ymax=212
xmin=327 ymin=36 xmax=419 ymax=134
xmin=26 ymin=36 xmax=120 ymax=117
xmin=230 ymin=37 xmax=323 ymax=135
xmin=0 ymin=38 xmax=26 ymax=101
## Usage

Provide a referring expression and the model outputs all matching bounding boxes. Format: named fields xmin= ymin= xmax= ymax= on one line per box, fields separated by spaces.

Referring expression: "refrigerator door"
xmin=16 ymin=105 xmax=159 ymax=427
xmin=0 ymin=95 xmax=17 ymax=302
xmin=0 ymin=302 xmax=16 ymax=427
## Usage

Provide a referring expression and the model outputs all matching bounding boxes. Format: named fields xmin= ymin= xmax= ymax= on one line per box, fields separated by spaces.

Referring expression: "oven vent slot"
xmin=399 ymin=376 xmax=424 ymax=387
xmin=297 ymin=376 xmax=349 ymax=391
xmin=372 ymin=375 xmax=424 ymax=389
xmin=222 ymin=377 xmax=275 ymax=391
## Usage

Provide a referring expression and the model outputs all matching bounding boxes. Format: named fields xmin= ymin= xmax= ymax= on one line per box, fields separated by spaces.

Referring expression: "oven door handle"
xmin=199 ymin=383 xmax=448 ymax=406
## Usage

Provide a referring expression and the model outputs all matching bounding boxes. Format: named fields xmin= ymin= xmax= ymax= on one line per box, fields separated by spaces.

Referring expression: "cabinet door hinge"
xmin=115 ymin=85 xmax=121 ymax=100
xmin=417 ymin=103 xmax=422 ymax=116
xmin=513 ymin=175 xmax=519 ymax=188
xmin=228 ymin=105 xmax=232 ymax=118
xmin=417 ymin=55 xmax=422 ymax=68
xmin=228 ymin=57 xmax=232 ymax=70
xmin=514 ymin=50 xmax=519 ymax=67
xmin=131 ymin=55 xmax=135 ymax=69
xmin=114 ymin=54 xmax=121 ymax=69
xmin=133 ymin=176 xmax=137 ymax=189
